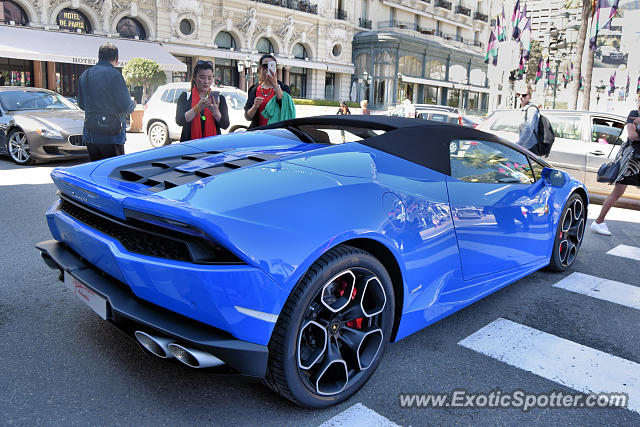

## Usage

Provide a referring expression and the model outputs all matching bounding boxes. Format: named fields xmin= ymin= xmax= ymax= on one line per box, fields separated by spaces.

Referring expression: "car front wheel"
xmin=7 ymin=128 xmax=32 ymax=165
xmin=264 ymin=245 xmax=395 ymax=408
xmin=148 ymin=122 xmax=170 ymax=148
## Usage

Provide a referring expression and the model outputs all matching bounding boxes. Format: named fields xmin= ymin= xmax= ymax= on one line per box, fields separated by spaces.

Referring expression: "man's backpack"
xmin=526 ymin=106 xmax=555 ymax=157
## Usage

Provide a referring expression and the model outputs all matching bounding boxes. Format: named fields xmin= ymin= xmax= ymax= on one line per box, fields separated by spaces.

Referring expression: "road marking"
xmin=553 ymin=272 xmax=640 ymax=311
xmin=458 ymin=318 xmax=640 ymax=414
xmin=318 ymin=403 xmax=400 ymax=427
xmin=607 ymin=245 xmax=640 ymax=262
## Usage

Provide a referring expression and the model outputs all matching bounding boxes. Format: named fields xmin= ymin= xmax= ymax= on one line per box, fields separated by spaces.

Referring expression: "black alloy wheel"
xmin=264 ymin=245 xmax=394 ymax=408
xmin=548 ymin=193 xmax=586 ymax=271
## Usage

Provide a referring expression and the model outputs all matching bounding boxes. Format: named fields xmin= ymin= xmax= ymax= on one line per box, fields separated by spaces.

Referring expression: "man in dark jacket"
xmin=78 ymin=42 xmax=135 ymax=161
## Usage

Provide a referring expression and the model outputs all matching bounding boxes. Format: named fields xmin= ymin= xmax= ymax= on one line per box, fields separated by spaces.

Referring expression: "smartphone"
xmin=211 ymin=91 xmax=220 ymax=102
xmin=268 ymin=61 xmax=276 ymax=76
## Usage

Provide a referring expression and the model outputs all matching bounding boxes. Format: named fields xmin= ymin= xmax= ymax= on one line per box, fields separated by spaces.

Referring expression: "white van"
xmin=142 ymin=82 xmax=250 ymax=147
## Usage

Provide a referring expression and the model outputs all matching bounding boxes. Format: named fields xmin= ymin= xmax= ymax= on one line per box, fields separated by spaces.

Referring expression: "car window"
xmin=174 ymin=89 xmax=188 ymax=103
xmin=430 ymin=113 xmax=448 ymax=122
xmin=223 ymin=92 xmax=248 ymax=110
xmin=529 ymin=158 xmax=546 ymax=182
xmin=488 ymin=111 xmax=522 ymax=132
xmin=591 ymin=117 xmax=625 ymax=145
xmin=450 ymin=139 xmax=535 ymax=184
xmin=295 ymin=125 xmax=387 ymax=144
xmin=160 ymin=89 xmax=171 ymax=102
xmin=547 ymin=115 xmax=582 ymax=140
xmin=0 ymin=90 xmax=77 ymax=111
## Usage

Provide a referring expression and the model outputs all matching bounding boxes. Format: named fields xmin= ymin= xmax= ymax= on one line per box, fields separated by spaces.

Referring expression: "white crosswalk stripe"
xmin=458 ymin=318 xmax=640 ymax=414
xmin=607 ymin=245 xmax=640 ymax=262
xmin=553 ymin=272 xmax=640 ymax=311
xmin=318 ymin=403 xmax=401 ymax=427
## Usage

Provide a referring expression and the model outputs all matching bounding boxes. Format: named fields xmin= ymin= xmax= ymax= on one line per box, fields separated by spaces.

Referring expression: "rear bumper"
xmin=36 ymin=239 xmax=269 ymax=378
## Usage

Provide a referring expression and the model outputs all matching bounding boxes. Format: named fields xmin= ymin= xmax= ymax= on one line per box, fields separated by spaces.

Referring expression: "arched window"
xmin=425 ymin=59 xmax=446 ymax=80
xmin=373 ymin=51 xmax=394 ymax=77
xmin=117 ymin=17 xmax=146 ymax=39
xmin=215 ymin=32 xmax=236 ymax=50
xmin=399 ymin=56 xmax=422 ymax=77
xmin=57 ymin=8 xmax=91 ymax=33
xmin=256 ymin=37 xmax=274 ymax=54
xmin=292 ymin=43 xmax=308 ymax=60
xmin=0 ymin=0 xmax=28 ymax=25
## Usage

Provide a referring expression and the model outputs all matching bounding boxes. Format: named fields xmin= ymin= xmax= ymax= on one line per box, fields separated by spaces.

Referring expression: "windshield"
xmin=222 ymin=92 xmax=248 ymax=110
xmin=0 ymin=90 xmax=78 ymax=111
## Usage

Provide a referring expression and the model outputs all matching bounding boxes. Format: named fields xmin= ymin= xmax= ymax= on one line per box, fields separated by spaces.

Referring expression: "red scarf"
xmin=256 ymin=84 xmax=276 ymax=127
xmin=190 ymin=87 xmax=217 ymax=139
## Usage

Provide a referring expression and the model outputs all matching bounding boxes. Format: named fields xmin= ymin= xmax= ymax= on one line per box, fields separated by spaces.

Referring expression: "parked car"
xmin=388 ymin=103 xmax=477 ymax=127
xmin=595 ymin=45 xmax=627 ymax=63
xmin=478 ymin=109 xmax=639 ymax=202
xmin=38 ymin=115 xmax=587 ymax=408
xmin=388 ymin=103 xmax=460 ymax=117
xmin=0 ymin=87 xmax=87 ymax=165
xmin=142 ymin=83 xmax=250 ymax=148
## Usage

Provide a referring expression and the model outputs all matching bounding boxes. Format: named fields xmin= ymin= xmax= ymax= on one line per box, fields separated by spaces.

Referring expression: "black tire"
xmin=264 ymin=245 xmax=395 ymax=408
xmin=548 ymin=193 xmax=586 ymax=272
xmin=7 ymin=128 xmax=32 ymax=165
xmin=148 ymin=122 xmax=170 ymax=148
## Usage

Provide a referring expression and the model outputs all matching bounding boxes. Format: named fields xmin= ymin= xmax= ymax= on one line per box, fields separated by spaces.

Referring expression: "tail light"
xmin=458 ymin=116 xmax=463 ymax=126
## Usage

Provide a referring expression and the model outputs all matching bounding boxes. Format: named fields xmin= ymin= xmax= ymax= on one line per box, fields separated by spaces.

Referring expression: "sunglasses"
xmin=196 ymin=60 xmax=213 ymax=68
xmin=517 ymin=93 xmax=529 ymax=98
xmin=260 ymin=63 xmax=269 ymax=69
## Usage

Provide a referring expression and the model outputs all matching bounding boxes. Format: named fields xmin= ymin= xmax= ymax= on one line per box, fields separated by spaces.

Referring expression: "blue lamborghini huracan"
xmin=37 ymin=116 xmax=588 ymax=408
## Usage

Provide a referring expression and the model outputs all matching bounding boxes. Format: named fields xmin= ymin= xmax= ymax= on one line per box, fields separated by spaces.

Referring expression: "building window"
xmin=289 ymin=66 xmax=306 ymax=98
xmin=179 ymin=19 xmax=194 ymax=36
xmin=0 ymin=0 xmax=28 ymax=25
xmin=57 ymin=8 xmax=91 ymax=33
xmin=425 ymin=59 xmax=446 ymax=80
xmin=117 ymin=17 xmax=146 ymax=39
xmin=215 ymin=58 xmax=238 ymax=87
xmin=293 ymin=43 xmax=308 ymax=60
xmin=447 ymin=88 xmax=460 ymax=108
xmin=332 ymin=44 xmax=342 ymax=57
xmin=172 ymin=56 xmax=192 ymax=82
xmin=257 ymin=38 xmax=274 ymax=54
xmin=374 ymin=51 xmax=394 ymax=77
xmin=55 ymin=62 xmax=91 ymax=96
xmin=215 ymin=32 xmax=236 ymax=50
xmin=397 ymin=82 xmax=414 ymax=103
xmin=0 ymin=57 xmax=33 ymax=87
xmin=423 ymin=86 xmax=441 ymax=105
xmin=355 ymin=53 xmax=371 ymax=76
xmin=399 ymin=56 xmax=422 ymax=77
xmin=325 ymin=73 xmax=335 ymax=100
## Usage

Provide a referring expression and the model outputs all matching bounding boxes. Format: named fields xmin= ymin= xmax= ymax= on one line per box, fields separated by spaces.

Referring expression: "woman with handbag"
xmin=591 ymin=99 xmax=640 ymax=235
xmin=176 ymin=60 xmax=229 ymax=142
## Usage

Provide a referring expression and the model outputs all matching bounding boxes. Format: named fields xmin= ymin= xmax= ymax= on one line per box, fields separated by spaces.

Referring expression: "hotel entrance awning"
xmin=0 ymin=26 xmax=186 ymax=72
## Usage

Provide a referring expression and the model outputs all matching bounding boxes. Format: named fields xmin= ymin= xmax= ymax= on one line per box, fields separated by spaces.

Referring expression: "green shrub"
xmin=293 ymin=98 xmax=359 ymax=108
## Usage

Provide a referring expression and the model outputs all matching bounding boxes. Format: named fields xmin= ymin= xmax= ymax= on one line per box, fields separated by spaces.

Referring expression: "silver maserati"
xmin=0 ymin=87 xmax=88 ymax=165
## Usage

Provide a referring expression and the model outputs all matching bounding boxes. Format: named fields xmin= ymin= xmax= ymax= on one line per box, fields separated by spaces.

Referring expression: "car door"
xmin=585 ymin=115 xmax=640 ymax=199
xmin=447 ymin=139 xmax=554 ymax=281
xmin=0 ymin=109 xmax=12 ymax=155
xmin=543 ymin=113 xmax=586 ymax=183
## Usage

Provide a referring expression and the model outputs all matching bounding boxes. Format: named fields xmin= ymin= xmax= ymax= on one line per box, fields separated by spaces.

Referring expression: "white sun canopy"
xmin=0 ymin=26 xmax=186 ymax=72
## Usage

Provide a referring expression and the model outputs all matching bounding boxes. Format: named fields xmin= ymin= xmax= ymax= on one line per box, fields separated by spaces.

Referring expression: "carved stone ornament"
xmin=240 ymin=7 xmax=260 ymax=49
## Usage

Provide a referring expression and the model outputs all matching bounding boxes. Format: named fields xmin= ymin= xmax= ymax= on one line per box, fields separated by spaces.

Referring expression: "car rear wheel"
xmin=148 ymin=122 xmax=170 ymax=148
xmin=548 ymin=194 xmax=585 ymax=272
xmin=264 ymin=245 xmax=394 ymax=408
xmin=7 ymin=128 xmax=32 ymax=165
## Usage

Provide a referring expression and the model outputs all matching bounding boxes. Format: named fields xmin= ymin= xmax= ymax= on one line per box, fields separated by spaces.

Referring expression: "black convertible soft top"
xmin=254 ymin=115 xmax=527 ymax=176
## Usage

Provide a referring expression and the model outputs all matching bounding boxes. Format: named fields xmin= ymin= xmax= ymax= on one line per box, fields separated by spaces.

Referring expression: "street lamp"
xmin=237 ymin=56 xmax=258 ymax=92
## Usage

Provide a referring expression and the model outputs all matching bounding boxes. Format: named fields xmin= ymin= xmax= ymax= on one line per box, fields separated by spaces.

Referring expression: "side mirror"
xmin=541 ymin=167 xmax=567 ymax=187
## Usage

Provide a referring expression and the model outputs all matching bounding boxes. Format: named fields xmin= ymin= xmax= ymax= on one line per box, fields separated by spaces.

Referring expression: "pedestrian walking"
xmin=360 ymin=99 xmax=370 ymax=115
xmin=78 ymin=42 xmax=135 ymax=161
xmin=244 ymin=54 xmax=294 ymax=128
xmin=175 ymin=60 xmax=229 ymax=141
xmin=516 ymin=84 xmax=539 ymax=151
xmin=591 ymin=96 xmax=640 ymax=236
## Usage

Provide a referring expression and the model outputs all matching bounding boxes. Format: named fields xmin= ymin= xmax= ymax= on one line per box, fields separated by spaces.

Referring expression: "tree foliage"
xmin=526 ymin=40 xmax=543 ymax=84
xmin=122 ymin=58 xmax=166 ymax=88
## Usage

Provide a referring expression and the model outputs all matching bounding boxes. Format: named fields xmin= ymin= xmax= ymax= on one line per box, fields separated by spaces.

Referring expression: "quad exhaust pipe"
xmin=134 ymin=331 xmax=224 ymax=368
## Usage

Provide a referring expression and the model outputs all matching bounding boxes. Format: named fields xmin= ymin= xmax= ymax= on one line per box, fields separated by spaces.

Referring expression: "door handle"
xmin=589 ymin=150 xmax=604 ymax=156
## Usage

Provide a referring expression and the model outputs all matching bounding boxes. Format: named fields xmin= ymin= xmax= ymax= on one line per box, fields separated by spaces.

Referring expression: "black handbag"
xmin=597 ymin=161 xmax=620 ymax=183
xmin=85 ymin=112 xmax=122 ymax=136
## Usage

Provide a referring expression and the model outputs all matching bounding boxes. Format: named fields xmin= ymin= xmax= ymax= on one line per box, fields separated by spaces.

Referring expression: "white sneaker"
xmin=590 ymin=221 xmax=612 ymax=236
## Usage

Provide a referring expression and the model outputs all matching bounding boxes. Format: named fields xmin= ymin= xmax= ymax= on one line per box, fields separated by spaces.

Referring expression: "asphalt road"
xmin=1 ymin=144 xmax=639 ymax=426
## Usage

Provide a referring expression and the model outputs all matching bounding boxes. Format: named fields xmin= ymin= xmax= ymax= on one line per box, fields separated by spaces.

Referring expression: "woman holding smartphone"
xmin=244 ymin=54 xmax=292 ymax=128
xmin=176 ymin=60 xmax=229 ymax=142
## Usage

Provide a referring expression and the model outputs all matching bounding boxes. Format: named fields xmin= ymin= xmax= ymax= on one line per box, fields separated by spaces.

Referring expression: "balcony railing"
xmin=255 ymin=0 xmax=318 ymax=15
xmin=376 ymin=21 xmax=483 ymax=49
xmin=473 ymin=12 xmax=488 ymax=22
xmin=435 ymin=0 xmax=452 ymax=10
xmin=455 ymin=5 xmax=471 ymax=16
xmin=359 ymin=18 xmax=372 ymax=29
xmin=335 ymin=9 xmax=348 ymax=20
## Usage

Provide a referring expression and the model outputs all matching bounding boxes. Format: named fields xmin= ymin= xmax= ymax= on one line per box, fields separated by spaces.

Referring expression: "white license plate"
xmin=64 ymin=271 xmax=108 ymax=320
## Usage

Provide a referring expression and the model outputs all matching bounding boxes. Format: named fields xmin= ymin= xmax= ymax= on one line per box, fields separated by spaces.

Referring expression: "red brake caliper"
xmin=345 ymin=286 xmax=363 ymax=329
